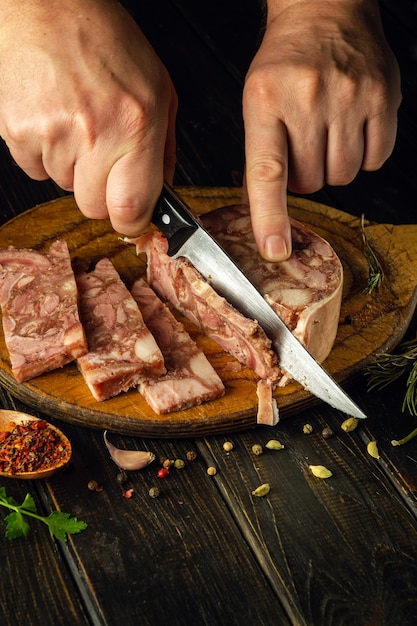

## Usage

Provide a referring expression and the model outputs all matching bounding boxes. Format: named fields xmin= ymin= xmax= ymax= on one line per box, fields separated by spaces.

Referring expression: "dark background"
xmin=0 ymin=0 xmax=415 ymax=226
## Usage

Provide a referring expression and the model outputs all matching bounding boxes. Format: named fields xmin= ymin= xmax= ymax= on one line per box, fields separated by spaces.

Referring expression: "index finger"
xmin=244 ymin=113 xmax=291 ymax=261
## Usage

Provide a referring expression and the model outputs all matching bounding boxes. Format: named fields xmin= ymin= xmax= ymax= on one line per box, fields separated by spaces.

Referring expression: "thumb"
xmin=106 ymin=151 xmax=163 ymax=236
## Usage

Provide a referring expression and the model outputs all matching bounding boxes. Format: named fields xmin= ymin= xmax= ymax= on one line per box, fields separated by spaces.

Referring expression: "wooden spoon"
xmin=0 ymin=410 xmax=72 ymax=480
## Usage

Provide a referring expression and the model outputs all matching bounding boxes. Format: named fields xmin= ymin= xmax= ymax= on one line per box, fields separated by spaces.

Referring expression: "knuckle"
xmin=249 ymin=156 xmax=286 ymax=184
xmin=244 ymin=65 xmax=280 ymax=111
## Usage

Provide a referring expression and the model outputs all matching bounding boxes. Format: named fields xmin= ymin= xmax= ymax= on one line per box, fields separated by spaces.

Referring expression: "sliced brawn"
xmin=201 ymin=205 xmax=343 ymax=366
xmin=0 ymin=240 xmax=87 ymax=382
xmin=129 ymin=204 xmax=343 ymax=385
xmin=131 ymin=278 xmax=225 ymax=414
xmin=76 ymin=258 xmax=165 ymax=401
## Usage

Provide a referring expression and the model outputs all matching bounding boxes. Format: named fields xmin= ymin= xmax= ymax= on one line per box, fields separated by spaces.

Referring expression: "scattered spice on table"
xmin=0 ymin=420 xmax=69 ymax=474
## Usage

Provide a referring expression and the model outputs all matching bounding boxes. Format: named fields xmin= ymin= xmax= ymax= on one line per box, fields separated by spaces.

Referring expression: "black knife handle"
xmin=152 ymin=182 xmax=199 ymax=256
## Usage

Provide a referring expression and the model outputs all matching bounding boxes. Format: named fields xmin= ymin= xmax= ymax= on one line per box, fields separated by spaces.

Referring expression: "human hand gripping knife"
xmin=152 ymin=183 xmax=366 ymax=419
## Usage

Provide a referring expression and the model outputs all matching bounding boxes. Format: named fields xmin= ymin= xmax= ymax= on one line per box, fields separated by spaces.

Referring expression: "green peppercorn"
xmin=174 ymin=459 xmax=185 ymax=469
xmin=148 ymin=486 xmax=160 ymax=498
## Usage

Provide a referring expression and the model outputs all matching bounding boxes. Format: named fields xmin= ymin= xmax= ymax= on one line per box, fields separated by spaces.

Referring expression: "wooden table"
xmin=1 ymin=2 xmax=416 ymax=625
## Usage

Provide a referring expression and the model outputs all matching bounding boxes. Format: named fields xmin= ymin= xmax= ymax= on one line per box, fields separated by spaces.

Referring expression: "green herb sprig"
xmin=0 ymin=486 xmax=87 ymax=540
xmin=366 ymin=335 xmax=417 ymax=447
xmin=360 ymin=214 xmax=384 ymax=294
xmin=365 ymin=335 xmax=417 ymax=416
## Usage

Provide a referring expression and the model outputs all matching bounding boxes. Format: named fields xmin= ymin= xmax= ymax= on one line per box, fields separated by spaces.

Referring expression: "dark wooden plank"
xmin=197 ymin=405 xmax=417 ymax=626
xmin=34 ymin=420 xmax=292 ymax=626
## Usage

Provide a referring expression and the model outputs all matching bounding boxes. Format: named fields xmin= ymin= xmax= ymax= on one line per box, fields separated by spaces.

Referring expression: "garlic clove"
xmin=103 ymin=431 xmax=155 ymax=470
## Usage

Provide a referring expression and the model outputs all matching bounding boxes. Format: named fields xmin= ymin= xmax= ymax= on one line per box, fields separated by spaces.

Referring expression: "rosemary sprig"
xmin=366 ymin=335 xmax=417 ymax=416
xmin=360 ymin=214 xmax=384 ymax=294
xmin=391 ymin=426 xmax=417 ymax=447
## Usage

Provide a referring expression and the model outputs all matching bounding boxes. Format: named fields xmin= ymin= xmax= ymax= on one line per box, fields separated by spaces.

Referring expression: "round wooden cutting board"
xmin=0 ymin=188 xmax=416 ymax=437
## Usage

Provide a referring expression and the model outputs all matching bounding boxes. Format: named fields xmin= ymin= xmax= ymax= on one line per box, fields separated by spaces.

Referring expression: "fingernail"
xmin=264 ymin=235 xmax=288 ymax=261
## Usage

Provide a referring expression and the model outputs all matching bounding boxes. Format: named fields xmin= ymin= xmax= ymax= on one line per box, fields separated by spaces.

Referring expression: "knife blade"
xmin=152 ymin=183 xmax=366 ymax=419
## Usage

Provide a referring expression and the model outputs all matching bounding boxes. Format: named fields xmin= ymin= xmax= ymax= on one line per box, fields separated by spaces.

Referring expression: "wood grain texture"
xmin=0 ymin=189 xmax=416 ymax=437
xmin=196 ymin=409 xmax=417 ymax=626
xmin=41 ymin=423 xmax=292 ymax=626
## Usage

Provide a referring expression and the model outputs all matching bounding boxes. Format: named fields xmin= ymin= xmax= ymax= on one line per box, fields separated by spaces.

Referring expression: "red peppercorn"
xmin=157 ymin=467 xmax=169 ymax=478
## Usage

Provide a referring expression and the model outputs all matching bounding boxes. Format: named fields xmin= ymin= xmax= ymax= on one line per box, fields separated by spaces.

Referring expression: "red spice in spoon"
xmin=0 ymin=420 xmax=69 ymax=474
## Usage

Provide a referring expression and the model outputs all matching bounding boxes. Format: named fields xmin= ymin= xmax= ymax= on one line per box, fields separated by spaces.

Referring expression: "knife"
xmin=152 ymin=182 xmax=366 ymax=419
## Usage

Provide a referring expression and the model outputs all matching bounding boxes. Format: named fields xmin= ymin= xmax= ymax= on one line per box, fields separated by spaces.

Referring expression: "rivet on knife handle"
xmin=153 ymin=182 xmax=199 ymax=256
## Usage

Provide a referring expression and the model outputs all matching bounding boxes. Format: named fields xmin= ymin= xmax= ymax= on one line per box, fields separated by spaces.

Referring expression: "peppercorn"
xmin=116 ymin=471 xmax=127 ymax=484
xmin=174 ymin=459 xmax=185 ymax=469
xmin=157 ymin=467 xmax=169 ymax=478
xmin=186 ymin=450 xmax=197 ymax=462
xmin=149 ymin=486 xmax=160 ymax=498
xmin=207 ymin=466 xmax=217 ymax=476
xmin=162 ymin=458 xmax=174 ymax=469
xmin=87 ymin=480 xmax=99 ymax=491
xmin=251 ymin=444 xmax=263 ymax=456
xmin=223 ymin=441 xmax=233 ymax=452
xmin=321 ymin=426 xmax=334 ymax=439
xmin=303 ymin=423 xmax=313 ymax=434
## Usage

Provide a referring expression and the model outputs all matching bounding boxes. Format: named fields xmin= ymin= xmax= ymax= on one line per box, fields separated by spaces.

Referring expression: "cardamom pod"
xmin=341 ymin=417 xmax=359 ymax=432
xmin=309 ymin=464 xmax=333 ymax=479
xmin=252 ymin=483 xmax=270 ymax=497
xmin=265 ymin=439 xmax=284 ymax=450
xmin=367 ymin=440 xmax=380 ymax=459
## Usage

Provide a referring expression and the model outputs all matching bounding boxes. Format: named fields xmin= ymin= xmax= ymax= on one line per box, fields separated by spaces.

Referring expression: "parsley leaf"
xmin=0 ymin=486 xmax=87 ymax=541
xmin=45 ymin=511 xmax=87 ymax=540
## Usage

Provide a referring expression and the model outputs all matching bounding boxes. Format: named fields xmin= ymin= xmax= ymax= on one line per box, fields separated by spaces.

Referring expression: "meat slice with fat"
xmin=0 ymin=240 xmax=87 ymax=382
xmin=76 ymin=259 xmax=165 ymax=401
xmin=132 ymin=232 xmax=282 ymax=384
xmin=201 ymin=205 xmax=343 ymax=365
xmin=131 ymin=278 xmax=225 ymax=414
xmin=129 ymin=204 xmax=343 ymax=426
